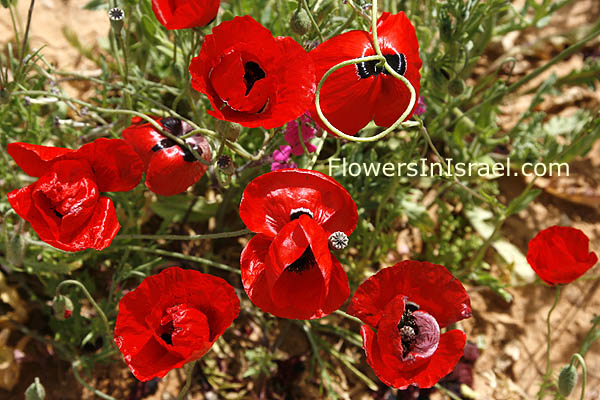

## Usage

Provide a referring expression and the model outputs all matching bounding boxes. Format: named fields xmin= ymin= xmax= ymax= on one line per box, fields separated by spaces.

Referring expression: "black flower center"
xmin=159 ymin=321 xmax=174 ymax=346
xmin=151 ymin=118 xmax=201 ymax=163
xmin=356 ymin=53 xmax=407 ymax=79
xmin=286 ymin=246 xmax=317 ymax=274
xmin=290 ymin=208 xmax=313 ymax=220
xmin=397 ymin=303 xmax=420 ymax=357
xmin=243 ymin=62 xmax=266 ymax=95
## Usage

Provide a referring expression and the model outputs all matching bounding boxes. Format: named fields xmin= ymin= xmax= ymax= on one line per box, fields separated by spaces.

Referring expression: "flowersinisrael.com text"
xmin=328 ymin=157 xmax=569 ymax=178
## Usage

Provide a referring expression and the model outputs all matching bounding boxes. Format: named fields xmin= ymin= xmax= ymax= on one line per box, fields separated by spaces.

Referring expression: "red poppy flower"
xmin=6 ymin=139 xmax=143 ymax=252
xmin=189 ymin=16 xmax=315 ymax=129
xmin=309 ymin=12 xmax=422 ymax=135
xmin=122 ymin=117 xmax=211 ymax=196
xmin=114 ymin=267 xmax=240 ymax=381
xmin=347 ymin=261 xmax=472 ymax=389
xmin=239 ymin=169 xmax=357 ymax=319
xmin=152 ymin=0 xmax=219 ymax=30
xmin=526 ymin=225 xmax=597 ymax=286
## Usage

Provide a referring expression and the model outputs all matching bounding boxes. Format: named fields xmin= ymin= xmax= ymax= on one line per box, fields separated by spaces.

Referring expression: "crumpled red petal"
xmin=114 ymin=267 xmax=240 ymax=381
xmin=75 ymin=138 xmax=144 ymax=192
xmin=361 ymin=325 xmax=466 ymax=389
xmin=239 ymin=169 xmax=357 ymax=238
xmin=348 ymin=261 xmax=472 ymax=329
xmin=190 ymin=16 xmax=315 ymax=129
xmin=7 ymin=159 xmax=121 ymax=252
xmin=152 ymin=0 xmax=220 ymax=30
xmin=526 ymin=225 xmax=598 ymax=285
xmin=6 ymin=142 xmax=73 ymax=177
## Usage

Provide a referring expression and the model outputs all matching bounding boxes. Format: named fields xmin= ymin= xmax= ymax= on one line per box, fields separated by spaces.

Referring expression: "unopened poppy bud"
xmin=329 ymin=231 xmax=348 ymax=251
xmin=216 ymin=120 xmax=242 ymax=142
xmin=109 ymin=8 xmax=125 ymax=34
xmin=558 ymin=364 xmax=578 ymax=396
xmin=25 ymin=377 xmax=45 ymax=400
xmin=52 ymin=295 xmax=74 ymax=320
xmin=448 ymin=78 xmax=465 ymax=96
xmin=217 ymin=155 xmax=235 ymax=175
xmin=290 ymin=8 xmax=311 ymax=36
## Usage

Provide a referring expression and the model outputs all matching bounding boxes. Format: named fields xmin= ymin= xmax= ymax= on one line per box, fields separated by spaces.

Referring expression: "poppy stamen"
xmin=397 ymin=309 xmax=419 ymax=357
xmin=243 ymin=61 xmax=266 ymax=95
xmin=286 ymin=246 xmax=317 ymax=273
xmin=159 ymin=320 xmax=175 ymax=346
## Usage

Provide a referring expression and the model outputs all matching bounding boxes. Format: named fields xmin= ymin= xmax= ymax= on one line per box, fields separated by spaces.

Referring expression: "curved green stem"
xmin=569 ymin=353 xmax=587 ymax=400
xmin=333 ymin=309 xmax=364 ymax=325
xmin=72 ymin=360 xmax=117 ymax=400
xmin=177 ymin=361 xmax=197 ymax=400
xmin=56 ymin=280 xmax=111 ymax=336
xmin=545 ymin=285 xmax=562 ymax=376
xmin=301 ymin=0 xmax=324 ymax=42
xmin=116 ymin=228 xmax=250 ymax=241
xmin=125 ymin=245 xmax=241 ymax=275
xmin=314 ymin=54 xmax=417 ymax=142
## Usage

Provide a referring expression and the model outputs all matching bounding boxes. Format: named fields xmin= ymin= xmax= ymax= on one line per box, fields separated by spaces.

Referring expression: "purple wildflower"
xmin=414 ymin=95 xmax=427 ymax=116
xmin=284 ymin=114 xmax=318 ymax=156
xmin=271 ymin=145 xmax=297 ymax=171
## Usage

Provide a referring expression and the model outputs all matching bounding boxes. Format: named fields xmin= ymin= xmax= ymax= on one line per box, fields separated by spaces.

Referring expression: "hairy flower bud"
xmin=6 ymin=230 xmax=25 ymax=268
xmin=52 ymin=295 xmax=74 ymax=320
xmin=25 ymin=377 xmax=46 ymax=400
xmin=558 ymin=364 xmax=578 ymax=397
xmin=448 ymin=78 xmax=465 ymax=96
xmin=290 ymin=8 xmax=311 ymax=36
xmin=216 ymin=120 xmax=242 ymax=142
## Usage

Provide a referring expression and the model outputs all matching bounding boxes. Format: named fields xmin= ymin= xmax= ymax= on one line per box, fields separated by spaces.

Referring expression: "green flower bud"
xmin=25 ymin=377 xmax=46 ymax=400
xmin=290 ymin=8 xmax=311 ymax=36
xmin=216 ymin=120 xmax=242 ymax=142
xmin=558 ymin=364 xmax=578 ymax=397
xmin=448 ymin=78 xmax=465 ymax=96
xmin=52 ymin=295 xmax=74 ymax=320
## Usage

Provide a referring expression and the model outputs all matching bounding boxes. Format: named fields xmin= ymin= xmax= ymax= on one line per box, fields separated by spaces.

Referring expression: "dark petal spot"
xmin=160 ymin=118 xmax=183 ymax=137
xmin=151 ymin=138 xmax=176 ymax=152
xmin=160 ymin=332 xmax=173 ymax=345
xmin=290 ymin=208 xmax=313 ymax=221
xmin=286 ymin=246 xmax=317 ymax=273
xmin=243 ymin=62 xmax=266 ymax=95
xmin=53 ymin=209 xmax=63 ymax=218
xmin=355 ymin=53 xmax=407 ymax=79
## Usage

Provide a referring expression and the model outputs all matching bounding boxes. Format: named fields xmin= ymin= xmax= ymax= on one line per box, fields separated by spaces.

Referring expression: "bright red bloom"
xmin=526 ymin=225 xmax=598 ymax=286
xmin=114 ymin=267 xmax=240 ymax=381
xmin=152 ymin=0 xmax=219 ymax=30
xmin=189 ymin=16 xmax=315 ymax=129
xmin=240 ymin=169 xmax=357 ymax=319
xmin=122 ymin=117 xmax=211 ymax=196
xmin=348 ymin=261 xmax=472 ymax=389
xmin=309 ymin=12 xmax=422 ymax=135
xmin=6 ymin=139 xmax=143 ymax=252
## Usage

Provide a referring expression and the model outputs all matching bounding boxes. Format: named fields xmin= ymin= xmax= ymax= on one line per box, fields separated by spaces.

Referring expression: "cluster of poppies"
xmin=6 ymin=0 xmax=599 ymax=394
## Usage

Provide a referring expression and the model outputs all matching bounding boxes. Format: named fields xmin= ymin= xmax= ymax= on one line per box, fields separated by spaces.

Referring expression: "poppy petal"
xmin=239 ymin=169 xmax=357 ymax=238
xmin=240 ymin=234 xmax=281 ymax=314
xmin=527 ymin=225 xmax=598 ymax=285
xmin=114 ymin=267 xmax=239 ymax=381
xmin=152 ymin=0 xmax=220 ymax=30
xmin=6 ymin=142 xmax=72 ymax=177
xmin=348 ymin=261 xmax=472 ymax=329
xmin=75 ymin=138 xmax=144 ymax=192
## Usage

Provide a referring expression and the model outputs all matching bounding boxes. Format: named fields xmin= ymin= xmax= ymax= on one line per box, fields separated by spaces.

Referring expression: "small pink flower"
xmin=284 ymin=114 xmax=318 ymax=156
xmin=271 ymin=145 xmax=297 ymax=171
xmin=414 ymin=96 xmax=427 ymax=116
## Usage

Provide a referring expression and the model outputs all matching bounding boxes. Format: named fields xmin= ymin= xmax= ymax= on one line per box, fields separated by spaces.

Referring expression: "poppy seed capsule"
xmin=558 ymin=364 xmax=578 ymax=396
xmin=109 ymin=8 xmax=125 ymax=34
xmin=290 ymin=8 xmax=311 ymax=36
xmin=52 ymin=295 xmax=74 ymax=320
xmin=25 ymin=377 xmax=46 ymax=400
xmin=329 ymin=231 xmax=349 ymax=250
